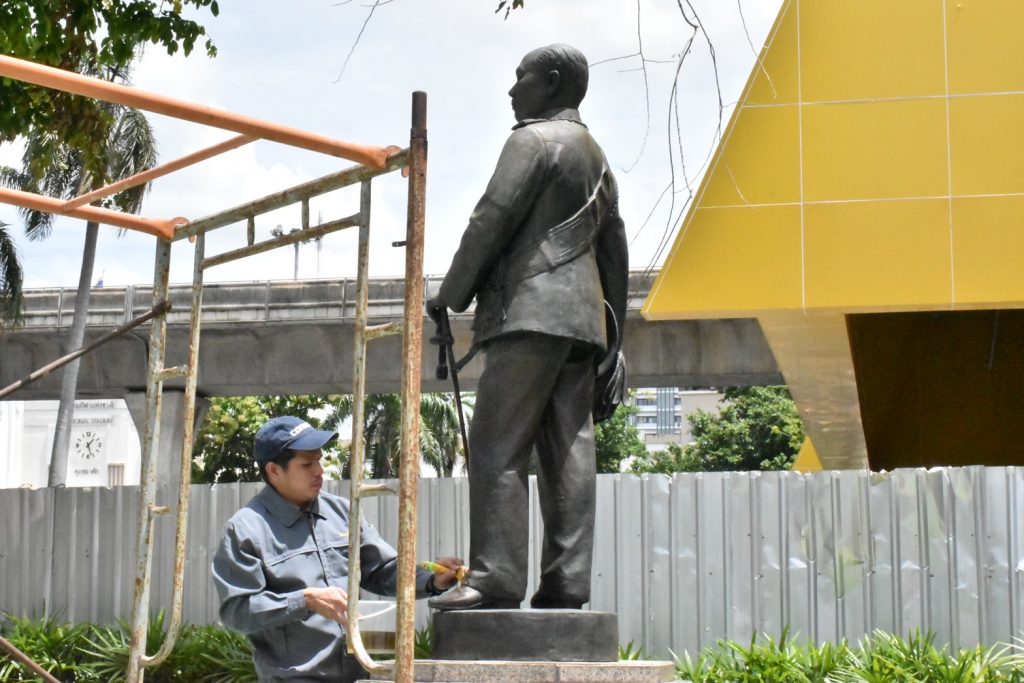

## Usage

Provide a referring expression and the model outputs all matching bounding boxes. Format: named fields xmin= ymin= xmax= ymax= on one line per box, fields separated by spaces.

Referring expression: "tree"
xmin=630 ymin=386 xmax=805 ymax=474
xmin=0 ymin=220 xmax=21 ymax=326
xmin=594 ymin=403 xmax=647 ymax=473
xmin=191 ymin=395 xmax=338 ymax=484
xmin=1 ymin=64 xmax=159 ymax=487
xmin=0 ymin=0 xmax=218 ymax=179
xmin=191 ymin=392 xmax=474 ymax=483
xmin=328 ymin=392 xmax=472 ymax=478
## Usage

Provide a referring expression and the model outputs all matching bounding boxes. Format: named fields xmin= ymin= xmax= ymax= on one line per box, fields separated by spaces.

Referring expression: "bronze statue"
xmin=427 ymin=44 xmax=628 ymax=611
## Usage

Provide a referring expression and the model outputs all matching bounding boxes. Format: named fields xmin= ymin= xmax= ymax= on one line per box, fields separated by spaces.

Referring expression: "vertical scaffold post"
xmin=142 ymin=230 xmax=206 ymax=668
xmin=346 ymin=178 xmax=379 ymax=670
xmin=394 ymin=90 xmax=427 ymax=683
xmin=127 ymin=238 xmax=172 ymax=682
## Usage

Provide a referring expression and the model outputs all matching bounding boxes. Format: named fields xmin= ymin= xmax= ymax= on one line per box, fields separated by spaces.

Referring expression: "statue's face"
xmin=508 ymin=53 xmax=551 ymax=122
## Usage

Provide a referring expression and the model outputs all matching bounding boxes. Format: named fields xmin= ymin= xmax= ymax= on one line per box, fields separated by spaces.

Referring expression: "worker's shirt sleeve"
xmin=438 ymin=127 xmax=548 ymax=312
xmin=357 ymin=516 xmax=435 ymax=598
xmin=212 ymin=519 xmax=310 ymax=635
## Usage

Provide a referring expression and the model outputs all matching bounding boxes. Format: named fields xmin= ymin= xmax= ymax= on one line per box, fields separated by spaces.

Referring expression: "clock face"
xmin=73 ymin=430 xmax=104 ymax=460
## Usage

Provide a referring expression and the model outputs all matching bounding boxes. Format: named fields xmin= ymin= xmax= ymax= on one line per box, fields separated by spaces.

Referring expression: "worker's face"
xmin=268 ymin=449 xmax=324 ymax=506
xmin=509 ymin=52 xmax=556 ymax=122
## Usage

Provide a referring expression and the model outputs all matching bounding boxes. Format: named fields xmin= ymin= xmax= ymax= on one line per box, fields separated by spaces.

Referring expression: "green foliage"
xmin=673 ymin=629 xmax=1024 ymax=683
xmin=0 ymin=610 xmax=256 ymax=682
xmin=191 ymin=395 xmax=339 ymax=484
xmin=191 ymin=392 xmax=473 ymax=483
xmin=0 ymin=613 xmax=90 ymax=680
xmin=495 ymin=0 xmax=525 ymax=19
xmin=414 ymin=622 xmax=434 ymax=659
xmin=631 ymin=386 xmax=804 ymax=474
xmin=618 ymin=640 xmax=651 ymax=661
xmin=594 ymin=402 xmax=647 ymax=474
xmin=3 ymin=615 xmax=1022 ymax=682
xmin=0 ymin=220 xmax=22 ymax=327
xmin=328 ymin=392 xmax=471 ymax=479
xmin=0 ymin=1 xmax=219 ymax=178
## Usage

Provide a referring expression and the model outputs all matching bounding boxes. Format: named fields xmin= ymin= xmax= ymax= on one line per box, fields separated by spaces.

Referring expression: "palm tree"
xmin=0 ymin=64 xmax=157 ymax=487
xmin=329 ymin=392 xmax=472 ymax=478
xmin=0 ymin=220 xmax=23 ymax=327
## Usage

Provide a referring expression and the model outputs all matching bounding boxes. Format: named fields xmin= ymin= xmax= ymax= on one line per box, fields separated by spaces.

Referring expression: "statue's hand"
xmin=426 ymin=296 xmax=446 ymax=326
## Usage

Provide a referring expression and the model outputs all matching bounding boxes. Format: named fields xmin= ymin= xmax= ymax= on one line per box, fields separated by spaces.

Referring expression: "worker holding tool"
xmin=212 ymin=416 xmax=463 ymax=682
xmin=426 ymin=44 xmax=629 ymax=612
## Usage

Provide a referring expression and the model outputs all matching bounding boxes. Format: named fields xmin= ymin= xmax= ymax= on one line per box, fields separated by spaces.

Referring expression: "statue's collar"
xmin=512 ymin=107 xmax=586 ymax=130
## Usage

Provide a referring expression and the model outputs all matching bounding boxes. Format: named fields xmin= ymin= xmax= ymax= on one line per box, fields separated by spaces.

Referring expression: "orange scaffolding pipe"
xmin=0 ymin=186 xmax=183 ymax=239
xmin=0 ymin=54 xmax=395 ymax=169
xmin=61 ymin=134 xmax=257 ymax=211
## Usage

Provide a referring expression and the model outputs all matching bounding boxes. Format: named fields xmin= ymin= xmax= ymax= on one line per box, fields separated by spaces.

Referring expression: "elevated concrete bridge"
xmin=1 ymin=273 xmax=780 ymax=400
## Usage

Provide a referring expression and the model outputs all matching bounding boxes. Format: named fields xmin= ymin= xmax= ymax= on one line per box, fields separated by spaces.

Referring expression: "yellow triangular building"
xmin=644 ymin=0 xmax=1024 ymax=470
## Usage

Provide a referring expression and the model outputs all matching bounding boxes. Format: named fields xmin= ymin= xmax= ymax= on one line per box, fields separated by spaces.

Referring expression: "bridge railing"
xmin=17 ymin=270 xmax=657 ymax=330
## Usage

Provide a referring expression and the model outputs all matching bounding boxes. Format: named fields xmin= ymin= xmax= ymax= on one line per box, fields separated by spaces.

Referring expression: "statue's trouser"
xmin=465 ymin=332 xmax=597 ymax=604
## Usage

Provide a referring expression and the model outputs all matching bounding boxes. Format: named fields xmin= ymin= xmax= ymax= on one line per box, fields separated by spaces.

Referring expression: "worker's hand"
xmin=430 ymin=556 xmax=466 ymax=591
xmin=426 ymin=297 xmax=446 ymax=326
xmin=304 ymin=586 xmax=349 ymax=623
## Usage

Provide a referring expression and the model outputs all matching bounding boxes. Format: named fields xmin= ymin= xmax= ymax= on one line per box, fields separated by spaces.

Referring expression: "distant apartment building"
xmin=627 ymin=388 xmax=723 ymax=451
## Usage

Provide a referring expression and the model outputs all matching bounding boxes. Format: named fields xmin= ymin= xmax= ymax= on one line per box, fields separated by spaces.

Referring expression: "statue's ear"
xmin=546 ymin=69 xmax=562 ymax=95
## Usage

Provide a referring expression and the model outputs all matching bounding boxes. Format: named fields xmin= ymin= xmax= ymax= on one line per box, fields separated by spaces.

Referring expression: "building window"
xmin=108 ymin=463 xmax=125 ymax=487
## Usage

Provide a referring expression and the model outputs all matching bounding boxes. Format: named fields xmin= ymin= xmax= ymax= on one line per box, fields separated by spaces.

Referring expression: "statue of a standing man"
xmin=427 ymin=44 xmax=628 ymax=611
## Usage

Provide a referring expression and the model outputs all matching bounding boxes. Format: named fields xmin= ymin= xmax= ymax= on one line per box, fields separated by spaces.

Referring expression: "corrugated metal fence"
xmin=2 ymin=468 xmax=1022 ymax=657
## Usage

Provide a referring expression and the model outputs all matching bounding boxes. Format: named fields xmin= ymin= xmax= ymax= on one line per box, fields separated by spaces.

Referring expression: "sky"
xmin=0 ymin=0 xmax=784 ymax=290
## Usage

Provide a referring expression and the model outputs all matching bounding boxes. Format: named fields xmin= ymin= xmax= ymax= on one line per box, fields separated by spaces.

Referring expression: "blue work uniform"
xmin=212 ymin=485 xmax=435 ymax=682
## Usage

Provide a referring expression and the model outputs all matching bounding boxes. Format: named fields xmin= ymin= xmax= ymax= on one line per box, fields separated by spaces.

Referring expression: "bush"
xmin=674 ymin=629 xmax=1024 ymax=682
xmin=0 ymin=611 xmax=256 ymax=682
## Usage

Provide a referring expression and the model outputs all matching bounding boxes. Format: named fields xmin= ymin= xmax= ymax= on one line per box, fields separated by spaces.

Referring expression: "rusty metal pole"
xmin=126 ymin=238 xmax=172 ymax=682
xmin=0 ymin=634 xmax=60 ymax=683
xmin=142 ymin=231 xmax=206 ymax=668
xmin=393 ymin=91 xmax=427 ymax=683
xmin=346 ymin=179 xmax=374 ymax=670
xmin=0 ymin=300 xmax=170 ymax=400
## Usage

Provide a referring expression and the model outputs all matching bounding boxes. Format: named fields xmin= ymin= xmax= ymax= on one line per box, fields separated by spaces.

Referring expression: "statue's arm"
xmin=598 ymin=174 xmax=626 ymax=352
xmin=438 ymin=128 xmax=547 ymax=312
xmin=596 ymin=173 xmax=629 ymax=353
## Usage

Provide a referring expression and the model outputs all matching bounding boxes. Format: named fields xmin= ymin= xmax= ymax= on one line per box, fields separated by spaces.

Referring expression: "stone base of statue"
xmin=434 ymin=609 xmax=617 ymax=661
xmin=360 ymin=659 xmax=676 ymax=682
xmin=360 ymin=609 xmax=676 ymax=683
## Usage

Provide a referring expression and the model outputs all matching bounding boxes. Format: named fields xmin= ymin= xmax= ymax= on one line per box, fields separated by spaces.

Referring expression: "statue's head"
xmin=509 ymin=44 xmax=589 ymax=122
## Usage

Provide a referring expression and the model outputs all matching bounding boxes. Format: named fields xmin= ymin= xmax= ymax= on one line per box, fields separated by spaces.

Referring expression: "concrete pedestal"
xmin=361 ymin=659 xmax=677 ymax=682
xmin=433 ymin=609 xmax=617 ymax=662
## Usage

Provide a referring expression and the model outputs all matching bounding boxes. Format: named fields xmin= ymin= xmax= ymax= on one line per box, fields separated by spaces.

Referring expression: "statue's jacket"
xmin=439 ymin=107 xmax=629 ymax=353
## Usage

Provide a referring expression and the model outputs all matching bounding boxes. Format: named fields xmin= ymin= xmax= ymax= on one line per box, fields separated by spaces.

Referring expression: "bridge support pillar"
xmin=124 ymin=389 xmax=210 ymax=494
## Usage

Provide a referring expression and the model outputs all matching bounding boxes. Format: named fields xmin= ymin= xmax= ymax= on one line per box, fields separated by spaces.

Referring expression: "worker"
xmin=212 ymin=415 xmax=462 ymax=682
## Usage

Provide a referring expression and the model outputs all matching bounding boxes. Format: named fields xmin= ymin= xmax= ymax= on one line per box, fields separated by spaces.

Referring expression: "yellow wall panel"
xmin=643 ymin=206 xmax=801 ymax=318
xmin=950 ymin=94 xmax=1024 ymax=197
xmin=746 ymin=0 xmax=798 ymax=106
xmin=802 ymin=99 xmax=948 ymax=202
xmin=800 ymin=0 xmax=945 ymax=102
xmin=804 ymin=200 xmax=951 ymax=309
xmin=953 ymin=196 xmax=1024 ymax=305
xmin=947 ymin=1 xmax=1024 ymax=94
xmin=700 ymin=106 xmax=799 ymax=207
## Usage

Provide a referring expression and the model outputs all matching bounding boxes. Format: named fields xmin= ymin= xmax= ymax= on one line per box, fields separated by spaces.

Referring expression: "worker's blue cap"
xmin=254 ymin=416 xmax=337 ymax=465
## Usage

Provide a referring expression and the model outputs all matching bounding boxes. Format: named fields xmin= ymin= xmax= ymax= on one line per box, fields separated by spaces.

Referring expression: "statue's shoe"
xmin=427 ymin=584 xmax=519 ymax=611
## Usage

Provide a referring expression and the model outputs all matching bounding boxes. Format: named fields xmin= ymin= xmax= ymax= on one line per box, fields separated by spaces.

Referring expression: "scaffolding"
xmin=0 ymin=54 xmax=427 ymax=682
